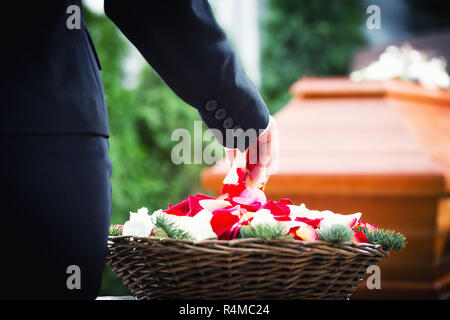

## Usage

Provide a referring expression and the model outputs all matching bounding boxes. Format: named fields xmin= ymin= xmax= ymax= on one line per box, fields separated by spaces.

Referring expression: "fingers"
xmin=225 ymin=149 xmax=236 ymax=166
xmin=224 ymin=116 xmax=279 ymax=186
xmin=248 ymin=117 xmax=278 ymax=182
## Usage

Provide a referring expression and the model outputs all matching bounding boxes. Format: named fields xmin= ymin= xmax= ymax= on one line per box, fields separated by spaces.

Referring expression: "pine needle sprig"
xmin=357 ymin=226 xmax=406 ymax=251
xmin=317 ymin=224 xmax=353 ymax=243
xmin=152 ymin=215 xmax=193 ymax=240
xmin=109 ymin=225 xmax=123 ymax=236
xmin=239 ymin=223 xmax=293 ymax=240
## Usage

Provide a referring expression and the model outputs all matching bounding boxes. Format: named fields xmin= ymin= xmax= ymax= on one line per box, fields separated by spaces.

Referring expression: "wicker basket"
xmin=106 ymin=236 xmax=389 ymax=300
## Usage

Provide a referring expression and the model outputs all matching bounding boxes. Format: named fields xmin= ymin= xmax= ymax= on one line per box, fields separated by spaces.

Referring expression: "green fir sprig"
xmin=152 ymin=215 xmax=193 ymax=240
xmin=317 ymin=224 xmax=353 ymax=243
xmin=109 ymin=225 xmax=123 ymax=236
xmin=356 ymin=226 xmax=406 ymax=251
xmin=239 ymin=223 xmax=293 ymax=240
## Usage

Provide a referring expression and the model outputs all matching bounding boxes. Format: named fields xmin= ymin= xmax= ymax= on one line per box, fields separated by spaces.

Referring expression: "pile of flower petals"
xmin=121 ymin=168 xmax=377 ymax=242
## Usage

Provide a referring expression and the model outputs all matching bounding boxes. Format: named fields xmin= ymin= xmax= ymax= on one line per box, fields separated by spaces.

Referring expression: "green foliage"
xmin=153 ymin=215 xmax=193 ymax=240
xmin=109 ymin=225 xmax=123 ymax=236
xmin=317 ymin=224 xmax=353 ymax=243
xmin=239 ymin=224 xmax=292 ymax=240
xmin=261 ymin=0 xmax=365 ymax=113
xmin=357 ymin=226 xmax=407 ymax=252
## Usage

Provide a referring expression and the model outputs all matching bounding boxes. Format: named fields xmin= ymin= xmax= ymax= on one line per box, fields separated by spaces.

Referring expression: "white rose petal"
xmin=251 ymin=209 xmax=278 ymax=227
xmin=199 ymin=199 xmax=231 ymax=211
xmin=319 ymin=212 xmax=361 ymax=229
xmin=288 ymin=203 xmax=310 ymax=217
xmin=122 ymin=207 xmax=153 ymax=237
xmin=189 ymin=209 xmax=217 ymax=241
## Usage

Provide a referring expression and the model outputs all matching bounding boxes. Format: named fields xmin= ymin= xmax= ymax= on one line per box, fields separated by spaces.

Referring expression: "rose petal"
xmin=187 ymin=195 xmax=204 ymax=217
xmin=357 ymin=220 xmax=378 ymax=232
xmin=279 ymin=198 xmax=294 ymax=205
xmin=199 ymin=199 xmax=231 ymax=211
xmin=294 ymin=217 xmax=323 ymax=228
xmin=164 ymin=194 xmax=214 ymax=217
xmin=232 ymin=188 xmax=267 ymax=212
xmin=274 ymin=216 xmax=291 ymax=221
xmin=262 ymin=200 xmax=290 ymax=217
xmin=210 ymin=211 xmax=240 ymax=240
xmin=164 ymin=198 xmax=190 ymax=216
xmin=319 ymin=212 xmax=361 ymax=229
xmin=295 ymin=223 xmax=318 ymax=241
xmin=212 ymin=205 xmax=241 ymax=216
xmin=288 ymin=226 xmax=301 ymax=240
xmin=221 ymin=184 xmax=246 ymax=199
xmin=251 ymin=209 xmax=278 ymax=227
xmin=353 ymin=230 xmax=368 ymax=244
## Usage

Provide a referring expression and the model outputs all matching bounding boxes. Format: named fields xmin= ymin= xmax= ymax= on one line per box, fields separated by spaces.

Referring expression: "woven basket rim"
xmin=108 ymin=235 xmax=390 ymax=256
xmin=107 ymin=235 xmax=390 ymax=299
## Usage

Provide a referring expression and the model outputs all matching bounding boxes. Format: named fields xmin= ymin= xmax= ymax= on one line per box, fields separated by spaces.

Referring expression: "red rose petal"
xmin=164 ymin=197 xmax=190 ymax=216
xmin=274 ymin=216 xmax=291 ymax=221
xmin=279 ymin=198 xmax=294 ymax=205
xmin=353 ymin=230 xmax=368 ymax=244
xmin=294 ymin=217 xmax=323 ymax=228
xmin=210 ymin=211 xmax=240 ymax=240
xmin=288 ymin=226 xmax=301 ymax=240
xmin=221 ymin=184 xmax=246 ymax=199
xmin=164 ymin=194 xmax=215 ymax=217
xmin=262 ymin=200 xmax=290 ymax=217
xmin=187 ymin=195 xmax=204 ymax=217
xmin=236 ymin=168 xmax=248 ymax=183
xmin=194 ymin=193 xmax=215 ymax=200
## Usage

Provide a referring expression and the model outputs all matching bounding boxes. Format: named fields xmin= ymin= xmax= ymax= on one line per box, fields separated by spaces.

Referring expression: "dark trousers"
xmin=0 ymin=134 xmax=112 ymax=299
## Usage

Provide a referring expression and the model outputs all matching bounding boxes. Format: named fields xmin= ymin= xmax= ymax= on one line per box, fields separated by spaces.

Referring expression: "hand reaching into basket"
xmin=225 ymin=116 xmax=278 ymax=188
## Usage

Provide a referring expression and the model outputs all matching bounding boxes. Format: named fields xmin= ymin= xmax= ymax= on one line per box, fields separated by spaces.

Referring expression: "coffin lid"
xmin=201 ymin=77 xmax=450 ymax=196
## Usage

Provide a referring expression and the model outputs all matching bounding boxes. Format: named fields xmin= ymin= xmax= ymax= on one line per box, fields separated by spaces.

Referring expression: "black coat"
xmin=1 ymin=0 xmax=269 ymax=149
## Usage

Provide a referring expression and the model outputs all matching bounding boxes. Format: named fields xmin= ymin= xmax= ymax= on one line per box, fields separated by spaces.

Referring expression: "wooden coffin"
xmin=201 ymin=77 xmax=450 ymax=299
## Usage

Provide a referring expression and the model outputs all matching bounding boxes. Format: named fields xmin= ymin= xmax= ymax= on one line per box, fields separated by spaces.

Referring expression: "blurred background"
xmin=82 ymin=0 xmax=450 ymax=296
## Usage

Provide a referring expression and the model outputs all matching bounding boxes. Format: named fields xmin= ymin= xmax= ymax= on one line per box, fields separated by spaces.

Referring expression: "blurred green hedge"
xmin=260 ymin=0 xmax=365 ymax=113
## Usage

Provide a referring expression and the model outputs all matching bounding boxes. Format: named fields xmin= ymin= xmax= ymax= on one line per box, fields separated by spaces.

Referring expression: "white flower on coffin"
xmin=350 ymin=44 xmax=450 ymax=90
xmin=251 ymin=209 xmax=278 ymax=227
xmin=408 ymin=57 xmax=450 ymax=90
xmin=199 ymin=199 xmax=231 ymax=211
xmin=122 ymin=207 xmax=154 ymax=237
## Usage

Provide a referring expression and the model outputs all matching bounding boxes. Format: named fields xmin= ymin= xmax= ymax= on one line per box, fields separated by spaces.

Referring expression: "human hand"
xmin=226 ymin=116 xmax=278 ymax=187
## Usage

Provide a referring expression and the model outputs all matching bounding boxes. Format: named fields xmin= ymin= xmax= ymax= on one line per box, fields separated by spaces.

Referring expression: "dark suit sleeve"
xmin=104 ymin=0 xmax=270 ymax=150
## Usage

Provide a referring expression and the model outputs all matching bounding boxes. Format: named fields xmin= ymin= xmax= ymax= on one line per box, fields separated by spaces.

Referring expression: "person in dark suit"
xmin=0 ymin=1 xmax=276 ymax=299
